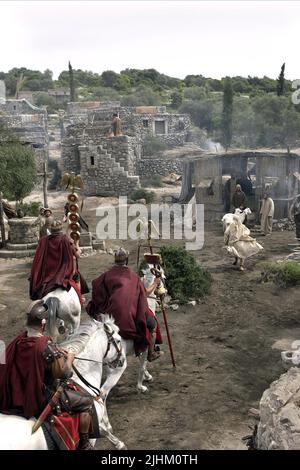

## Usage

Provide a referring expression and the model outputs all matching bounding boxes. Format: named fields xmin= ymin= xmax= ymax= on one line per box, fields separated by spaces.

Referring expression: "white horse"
xmin=43 ymin=287 xmax=81 ymax=338
xmin=0 ymin=317 xmax=127 ymax=450
xmin=222 ymin=207 xmax=252 ymax=232
xmin=101 ymin=263 xmax=166 ymax=395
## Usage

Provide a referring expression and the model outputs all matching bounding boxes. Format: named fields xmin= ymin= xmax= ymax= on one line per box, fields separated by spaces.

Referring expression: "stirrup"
xmin=78 ymin=434 xmax=94 ymax=451
xmin=148 ymin=351 xmax=162 ymax=362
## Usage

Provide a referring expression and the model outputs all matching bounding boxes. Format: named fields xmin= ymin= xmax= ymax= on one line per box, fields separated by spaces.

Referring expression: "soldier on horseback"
xmin=0 ymin=301 xmax=99 ymax=450
xmin=29 ymin=219 xmax=89 ymax=304
xmin=86 ymin=248 xmax=162 ymax=361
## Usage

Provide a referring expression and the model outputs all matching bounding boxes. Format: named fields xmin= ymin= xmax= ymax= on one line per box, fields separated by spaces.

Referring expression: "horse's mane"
xmin=61 ymin=316 xmax=119 ymax=355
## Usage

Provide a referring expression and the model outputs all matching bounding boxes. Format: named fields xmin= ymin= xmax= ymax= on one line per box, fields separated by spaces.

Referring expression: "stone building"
xmin=18 ymin=89 xmax=70 ymax=106
xmin=0 ymin=83 xmax=48 ymax=172
xmin=61 ymin=102 xmax=191 ymax=196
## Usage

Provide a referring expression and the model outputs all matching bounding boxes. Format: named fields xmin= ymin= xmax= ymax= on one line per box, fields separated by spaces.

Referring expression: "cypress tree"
xmin=277 ymin=62 xmax=285 ymax=96
xmin=68 ymin=61 xmax=76 ymax=102
xmin=221 ymin=77 xmax=233 ymax=150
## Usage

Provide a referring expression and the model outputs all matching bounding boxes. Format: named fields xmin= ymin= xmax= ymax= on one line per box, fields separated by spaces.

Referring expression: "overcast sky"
xmin=1 ymin=1 xmax=299 ymax=80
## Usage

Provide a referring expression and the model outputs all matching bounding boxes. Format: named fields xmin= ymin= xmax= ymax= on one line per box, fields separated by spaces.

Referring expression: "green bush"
xmin=141 ymin=175 xmax=163 ymax=188
xmin=131 ymin=189 xmax=156 ymax=204
xmin=19 ymin=201 xmax=42 ymax=217
xmin=160 ymin=245 xmax=212 ymax=303
xmin=142 ymin=136 xmax=168 ymax=157
xmin=260 ymin=260 xmax=300 ymax=288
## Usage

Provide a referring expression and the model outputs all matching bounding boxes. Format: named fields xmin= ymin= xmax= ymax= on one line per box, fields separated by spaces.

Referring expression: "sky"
xmin=1 ymin=1 xmax=299 ymax=80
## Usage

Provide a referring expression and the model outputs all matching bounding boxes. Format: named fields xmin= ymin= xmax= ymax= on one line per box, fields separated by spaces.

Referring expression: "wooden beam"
xmin=0 ymin=192 xmax=6 ymax=248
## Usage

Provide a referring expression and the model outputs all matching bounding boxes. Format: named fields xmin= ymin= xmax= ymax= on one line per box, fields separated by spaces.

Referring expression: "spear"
xmin=145 ymin=221 xmax=176 ymax=368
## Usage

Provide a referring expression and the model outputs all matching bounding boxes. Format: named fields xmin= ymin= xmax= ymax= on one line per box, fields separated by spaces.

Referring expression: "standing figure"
xmin=110 ymin=113 xmax=122 ymax=137
xmin=260 ymin=192 xmax=274 ymax=236
xmin=38 ymin=208 xmax=54 ymax=238
xmin=232 ymin=184 xmax=247 ymax=211
xmin=289 ymin=194 xmax=300 ymax=241
xmin=224 ymin=215 xmax=263 ymax=271
xmin=141 ymin=266 xmax=163 ymax=362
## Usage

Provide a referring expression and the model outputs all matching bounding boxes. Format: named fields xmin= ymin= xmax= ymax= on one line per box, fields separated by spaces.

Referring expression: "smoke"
xmin=204 ymin=139 xmax=224 ymax=153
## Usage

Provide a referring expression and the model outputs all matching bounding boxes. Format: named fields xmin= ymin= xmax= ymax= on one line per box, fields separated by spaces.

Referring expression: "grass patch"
xmin=260 ymin=260 xmax=300 ymax=288
xmin=141 ymin=175 xmax=163 ymax=188
xmin=131 ymin=189 xmax=156 ymax=204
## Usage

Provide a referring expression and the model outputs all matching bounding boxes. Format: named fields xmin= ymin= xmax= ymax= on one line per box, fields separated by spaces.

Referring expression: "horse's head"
xmin=101 ymin=315 xmax=125 ymax=369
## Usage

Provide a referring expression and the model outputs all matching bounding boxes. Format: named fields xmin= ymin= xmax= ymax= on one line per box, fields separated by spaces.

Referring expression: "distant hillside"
xmin=1 ymin=67 xmax=299 ymax=149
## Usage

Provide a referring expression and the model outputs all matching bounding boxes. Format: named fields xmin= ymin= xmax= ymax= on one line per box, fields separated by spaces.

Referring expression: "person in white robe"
xmin=224 ymin=215 xmax=263 ymax=271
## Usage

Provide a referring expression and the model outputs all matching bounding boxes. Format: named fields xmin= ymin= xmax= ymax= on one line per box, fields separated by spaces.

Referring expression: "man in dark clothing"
xmin=232 ymin=184 xmax=247 ymax=211
xmin=0 ymin=301 xmax=97 ymax=450
xmin=29 ymin=220 xmax=88 ymax=303
xmin=86 ymin=248 xmax=149 ymax=355
xmin=289 ymin=195 xmax=300 ymax=240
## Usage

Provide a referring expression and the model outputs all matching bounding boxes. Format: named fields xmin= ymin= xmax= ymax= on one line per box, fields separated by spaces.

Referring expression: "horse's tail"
xmin=44 ymin=297 xmax=61 ymax=337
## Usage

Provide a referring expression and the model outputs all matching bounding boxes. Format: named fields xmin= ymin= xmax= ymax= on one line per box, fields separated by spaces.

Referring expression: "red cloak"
xmin=0 ymin=332 xmax=49 ymax=419
xmin=86 ymin=266 xmax=149 ymax=353
xmin=29 ymin=233 xmax=75 ymax=300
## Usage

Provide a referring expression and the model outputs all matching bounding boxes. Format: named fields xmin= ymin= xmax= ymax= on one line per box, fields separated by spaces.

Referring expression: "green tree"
xmin=221 ymin=77 xmax=233 ymax=149
xmin=277 ymin=63 xmax=286 ymax=96
xmin=68 ymin=61 xmax=76 ymax=102
xmin=0 ymin=139 xmax=37 ymax=202
xmin=170 ymin=91 xmax=183 ymax=109
xmin=35 ymin=93 xmax=57 ymax=113
xmin=101 ymin=70 xmax=119 ymax=88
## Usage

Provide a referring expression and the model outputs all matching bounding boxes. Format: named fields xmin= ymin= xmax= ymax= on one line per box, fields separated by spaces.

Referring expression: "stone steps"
xmin=0 ymin=249 xmax=37 ymax=259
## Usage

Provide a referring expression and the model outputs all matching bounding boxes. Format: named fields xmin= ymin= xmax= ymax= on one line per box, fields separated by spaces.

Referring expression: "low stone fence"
xmin=137 ymin=158 xmax=183 ymax=177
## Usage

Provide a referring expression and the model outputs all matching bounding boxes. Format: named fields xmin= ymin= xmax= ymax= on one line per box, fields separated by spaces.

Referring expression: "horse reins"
xmin=103 ymin=328 xmax=123 ymax=369
xmin=71 ymin=327 xmax=123 ymax=397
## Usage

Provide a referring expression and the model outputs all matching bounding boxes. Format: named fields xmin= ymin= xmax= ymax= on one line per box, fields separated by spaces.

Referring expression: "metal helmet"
xmin=26 ymin=300 xmax=48 ymax=325
xmin=50 ymin=219 xmax=63 ymax=233
xmin=114 ymin=247 xmax=129 ymax=265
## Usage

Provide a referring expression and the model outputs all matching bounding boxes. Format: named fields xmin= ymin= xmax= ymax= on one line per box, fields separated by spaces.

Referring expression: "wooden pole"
xmin=147 ymin=222 xmax=176 ymax=368
xmin=0 ymin=192 xmax=6 ymax=248
xmin=43 ymin=160 xmax=48 ymax=209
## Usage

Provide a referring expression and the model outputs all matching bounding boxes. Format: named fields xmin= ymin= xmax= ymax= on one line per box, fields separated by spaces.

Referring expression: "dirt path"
xmin=0 ymin=222 xmax=299 ymax=449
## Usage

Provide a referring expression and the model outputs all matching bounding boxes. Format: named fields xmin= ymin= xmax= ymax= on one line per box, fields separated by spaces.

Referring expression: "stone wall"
xmin=138 ymin=157 xmax=183 ymax=177
xmin=130 ymin=112 xmax=191 ymax=148
xmin=0 ymin=101 xmax=48 ymax=173
xmin=8 ymin=217 xmax=39 ymax=246
xmin=67 ymin=101 xmax=121 ymax=115
xmin=257 ymin=367 xmax=300 ymax=450
xmin=0 ymin=99 xmax=46 ymax=116
xmin=102 ymin=136 xmax=139 ymax=175
xmin=61 ymin=103 xmax=191 ymax=196
xmin=78 ymin=142 xmax=140 ymax=196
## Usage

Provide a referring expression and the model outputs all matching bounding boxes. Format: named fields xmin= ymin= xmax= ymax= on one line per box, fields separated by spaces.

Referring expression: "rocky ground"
xmin=1 ymin=193 xmax=300 ymax=450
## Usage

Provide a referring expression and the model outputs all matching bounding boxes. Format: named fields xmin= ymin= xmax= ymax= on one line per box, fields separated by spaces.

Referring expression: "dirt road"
xmin=1 ymin=213 xmax=299 ymax=450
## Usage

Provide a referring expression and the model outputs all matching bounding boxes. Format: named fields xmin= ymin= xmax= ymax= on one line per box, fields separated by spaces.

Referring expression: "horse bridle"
xmin=103 ymin=326 xmax=124 ymax=369
xmin=71 ymin=326 xmax=124 ymax=398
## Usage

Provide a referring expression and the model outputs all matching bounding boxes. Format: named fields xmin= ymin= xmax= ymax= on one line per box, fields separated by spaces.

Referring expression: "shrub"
xmin=141 ymin=175 xmax=163 ymax=188
xmin=260 ymin=260 xmax=300 ymax=288
xmin=131 ymin=189 xmax=156 ymax=204
xmin=19 ymin=201 xmax=42 ymax=217
xmin=142 ymin=136 xmax=168 ymax=157
xmin=160 ymin=245 xmax=212 ymax=303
